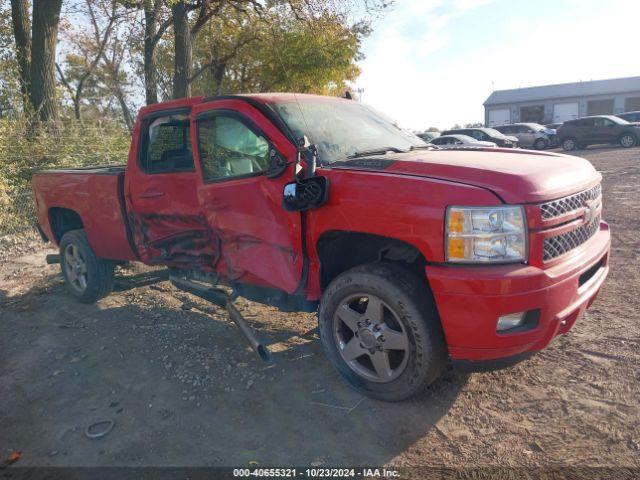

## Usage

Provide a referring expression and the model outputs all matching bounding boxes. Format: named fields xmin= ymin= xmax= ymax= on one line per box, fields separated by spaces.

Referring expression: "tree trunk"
xmin=213 ymin=62 xmax=225 ymax=95
xmin=143 ymin=0 xmax=159 ymax=105
xmin=113 ymin=85 xmax=134 ymax=133
xmin=171 ymin=0 xmax=192 ymax=99
xmin=30 ymin=0 xmax=63 ymax=124
xmin=10 ymin=0 xmax=31 ymax=113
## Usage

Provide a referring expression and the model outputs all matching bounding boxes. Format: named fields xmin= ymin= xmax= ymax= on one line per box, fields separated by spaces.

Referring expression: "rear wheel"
xmin=60 ymin=229 xmax=115 ymax=303
xmin=318 ymin=263 xmax=447 ymax=401
xmin=562 ymin=137 xmax=577 ymax=151
xmin=619 ymin=133 xmax=637 ymax=148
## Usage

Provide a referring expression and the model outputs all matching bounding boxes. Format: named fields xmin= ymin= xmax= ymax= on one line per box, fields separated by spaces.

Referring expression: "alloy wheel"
xmin=621 ymin=135 xmax=635 ymax=147
xmin=64 ymin=243 xmax=88 ymax=293
xmin=332 ymin=293 xmax=410 ymax=383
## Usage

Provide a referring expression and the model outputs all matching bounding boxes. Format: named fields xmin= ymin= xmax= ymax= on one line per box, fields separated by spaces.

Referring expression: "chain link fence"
xmin=0 ymin=189 xmax=37 ymax=238
xmin=0 ymin=118 xmax=130 ymax=241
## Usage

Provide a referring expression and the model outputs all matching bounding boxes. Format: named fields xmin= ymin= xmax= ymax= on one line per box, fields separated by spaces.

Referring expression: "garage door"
xmin=587 ymin=99 xmax=614 ymax=116
xmin=488 ymin=108 xmax=510 ymax=126
xmin=553 ymin=102 xmax=579 ymax=122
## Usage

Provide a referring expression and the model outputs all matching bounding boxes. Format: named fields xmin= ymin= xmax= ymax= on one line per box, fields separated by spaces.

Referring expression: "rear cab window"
xmin=140 ymin=113 xmax=194 ymax=173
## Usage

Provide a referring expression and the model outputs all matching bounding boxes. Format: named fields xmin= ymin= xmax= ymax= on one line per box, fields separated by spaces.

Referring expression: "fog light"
xmin=497 ymin=312 xmax=526 ymax=332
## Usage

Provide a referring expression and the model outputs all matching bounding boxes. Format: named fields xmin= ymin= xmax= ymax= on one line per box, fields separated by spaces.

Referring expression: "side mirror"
xmin=282 ymin=177 xmax=329 ymax=212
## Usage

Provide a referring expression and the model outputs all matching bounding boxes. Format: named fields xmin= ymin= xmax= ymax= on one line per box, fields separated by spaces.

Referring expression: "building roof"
xmin=484 ymin=76 xmax=640 ymax=106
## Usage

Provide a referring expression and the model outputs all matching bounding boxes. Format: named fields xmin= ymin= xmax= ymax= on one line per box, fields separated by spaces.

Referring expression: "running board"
xmin=169 ymin=275 xmax=273 ymax=363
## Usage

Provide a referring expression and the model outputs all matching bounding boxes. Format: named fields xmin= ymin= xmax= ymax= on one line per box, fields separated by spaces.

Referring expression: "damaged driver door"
xmin=191 ymin=98 xmax=304 ymax=295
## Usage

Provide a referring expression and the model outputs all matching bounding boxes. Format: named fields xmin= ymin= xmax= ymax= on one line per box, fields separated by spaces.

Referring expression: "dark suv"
xmin=441 ymin=128 xmax=518 ymax=148
xmin=617 ymin=111 xmax=640 ymax=123
xmin=557 ymin=115 xmax=640 ymax=151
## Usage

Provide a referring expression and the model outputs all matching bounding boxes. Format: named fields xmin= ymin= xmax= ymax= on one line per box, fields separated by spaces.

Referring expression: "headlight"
xmin=445 ymin=205 xmax=527 ymax=263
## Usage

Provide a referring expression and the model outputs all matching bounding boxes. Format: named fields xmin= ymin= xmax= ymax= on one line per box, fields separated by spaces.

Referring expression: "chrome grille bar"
xmin=543 ymin=214 xmax=601 ymax=261
xmin=540 ymin=184 xmax=601 ymax=220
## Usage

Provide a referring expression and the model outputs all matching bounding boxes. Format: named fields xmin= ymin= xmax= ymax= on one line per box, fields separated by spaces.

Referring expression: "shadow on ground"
xmin=0 ymin=270 xmax=468 ymax=466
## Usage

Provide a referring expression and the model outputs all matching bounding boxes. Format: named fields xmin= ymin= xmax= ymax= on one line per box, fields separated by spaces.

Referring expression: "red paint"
xmin=32 ymin=94 xmax=611 ymax=363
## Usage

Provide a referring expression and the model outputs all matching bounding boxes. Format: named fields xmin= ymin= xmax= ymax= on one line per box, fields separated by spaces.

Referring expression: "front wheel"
xmin=318 ymin=263 xmax=447 ymax=401
xmin=60 ymin=229 xmax=115 ymax=303
xmin=619 ymin=133 xmax=637 ymax=148
xmin=562 ymin=138 xmax=577 ymax=151
xmin=534 ymin=138 xmax=547 ymax=150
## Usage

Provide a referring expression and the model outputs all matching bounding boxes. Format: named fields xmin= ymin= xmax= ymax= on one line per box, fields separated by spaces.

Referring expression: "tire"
xmin=60 ymin=229 xmax=115 ymax=303
xmin=533 ymin=138 xmax=547 ymax=150
xmin=619 ymin=133 xmax=637 ymax=148
xmin=562 ymin=137 xmax=577 ymax=151
xmin=318 ymin=262 xmax=447 ymax=402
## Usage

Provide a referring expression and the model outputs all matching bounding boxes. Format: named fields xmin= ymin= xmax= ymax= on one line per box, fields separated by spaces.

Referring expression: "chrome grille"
xmin=540 ymin=184 xmax=602 ymax=220
xmin=543 ymin=214 xmax=601 ymax=261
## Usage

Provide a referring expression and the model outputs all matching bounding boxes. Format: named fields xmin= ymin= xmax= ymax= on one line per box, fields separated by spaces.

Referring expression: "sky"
xmin=355 ymin=0 xmax=640 ymax=131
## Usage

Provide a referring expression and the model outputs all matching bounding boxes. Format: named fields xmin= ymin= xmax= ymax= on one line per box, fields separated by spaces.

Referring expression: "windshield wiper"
xmin=410 ymin=144 xmax=440 ymax=151
xmin=346 ymin=147 xmax=407 ymax=159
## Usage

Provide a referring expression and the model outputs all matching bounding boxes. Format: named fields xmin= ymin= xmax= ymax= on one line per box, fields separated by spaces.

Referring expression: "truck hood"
xmin=329 ymin=148 xmax=600 ymax=204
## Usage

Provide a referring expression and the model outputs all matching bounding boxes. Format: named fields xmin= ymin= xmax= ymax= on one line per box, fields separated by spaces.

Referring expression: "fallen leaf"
xmin=4 ymin=451 xmax=21 ymax=465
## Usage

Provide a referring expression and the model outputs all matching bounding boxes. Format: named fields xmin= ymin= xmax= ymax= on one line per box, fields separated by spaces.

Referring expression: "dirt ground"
xmin=1 ymin=146 xmax=639 ymax=470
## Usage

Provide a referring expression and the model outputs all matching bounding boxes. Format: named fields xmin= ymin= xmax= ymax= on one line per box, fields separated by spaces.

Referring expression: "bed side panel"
xmin=33 ymin=171 xmax=136 ymax=261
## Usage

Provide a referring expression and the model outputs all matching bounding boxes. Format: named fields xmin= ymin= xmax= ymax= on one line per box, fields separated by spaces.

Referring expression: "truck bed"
xmin=32 ymin=165 xmax=137 ymax=261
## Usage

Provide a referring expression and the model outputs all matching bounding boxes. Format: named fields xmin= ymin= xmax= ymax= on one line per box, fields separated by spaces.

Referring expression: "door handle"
xmin=139 ymin=189 xmax=165 ymax=199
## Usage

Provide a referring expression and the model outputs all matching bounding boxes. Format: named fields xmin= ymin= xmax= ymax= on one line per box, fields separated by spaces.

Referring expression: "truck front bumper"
xmin=426 ymin=222 xmax=611 ymax=362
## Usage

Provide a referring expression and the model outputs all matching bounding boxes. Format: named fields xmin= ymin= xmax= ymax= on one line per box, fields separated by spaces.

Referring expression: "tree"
xmin=141 ymin=0 xmax=169 ymax=104
xmin=56 ymin=0 xmax=137 ymax=129
xmin=154 ymin=3 xmax=370 ymax=99
xmin=56 ymin=0 xmax=118 ymax=121
xmin=9 ymin=0 xmax=31 ymax=112
xmin=29 ymin=0 xmax=63 ymax=123
xmin=0 ymin=2 xmax=21 ymax=116
xmin=170 ymin=0 xmax=191 ymax=98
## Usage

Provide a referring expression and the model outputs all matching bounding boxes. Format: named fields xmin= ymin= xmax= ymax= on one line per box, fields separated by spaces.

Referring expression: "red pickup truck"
xmin=32 ymin=94 xmax=610 ymax=401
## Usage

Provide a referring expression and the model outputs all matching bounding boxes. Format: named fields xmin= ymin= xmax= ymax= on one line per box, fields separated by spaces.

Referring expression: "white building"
xmin=484 ymin=76 xmax=640 ymax=126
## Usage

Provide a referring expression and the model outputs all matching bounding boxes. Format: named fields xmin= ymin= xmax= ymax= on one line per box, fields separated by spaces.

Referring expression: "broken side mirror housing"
xmin=282 ymin=177 xmax=329 ymax=212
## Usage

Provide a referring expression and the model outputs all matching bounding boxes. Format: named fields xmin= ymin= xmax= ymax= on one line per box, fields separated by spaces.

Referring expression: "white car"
xmin=429 ymin=134 xmax=497 ymax=148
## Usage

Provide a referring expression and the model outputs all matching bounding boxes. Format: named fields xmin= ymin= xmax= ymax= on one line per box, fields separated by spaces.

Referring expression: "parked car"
xmin=32 ymin=93 xmax=610 ymax=401
xmin=557 ymin=115 xmax=640 ymax=151
xmin=441 ymin=127 xmax=519 ymax=148
xmin=616 ymin=111 xmax=640 ymax=123
xmin=430 ymin=134 xmax=497 ymax=148
xmin=494 ymin=123 xmax=557 ymax=150
xmin=416 ymin=131 xmax=440 ymax=142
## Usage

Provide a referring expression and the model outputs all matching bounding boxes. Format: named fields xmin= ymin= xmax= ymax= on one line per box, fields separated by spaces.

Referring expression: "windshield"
xmin=483 ymin=128 xmax=506 ymax=137
xmin=269 ymin=99 xmax=426 ymax=163
xmin=606 ymin=115 xmax=629 ymax=125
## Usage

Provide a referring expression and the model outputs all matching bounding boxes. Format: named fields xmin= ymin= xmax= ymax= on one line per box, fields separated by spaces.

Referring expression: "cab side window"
xmin=197 ymin=115 xmax=270 ymax=182
xmin=141 ymin=113 xmax=194 ymax=173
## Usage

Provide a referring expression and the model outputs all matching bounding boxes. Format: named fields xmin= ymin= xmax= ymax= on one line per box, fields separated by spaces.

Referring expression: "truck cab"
xmin=32 ymin=94 xmax=610 ymax=401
